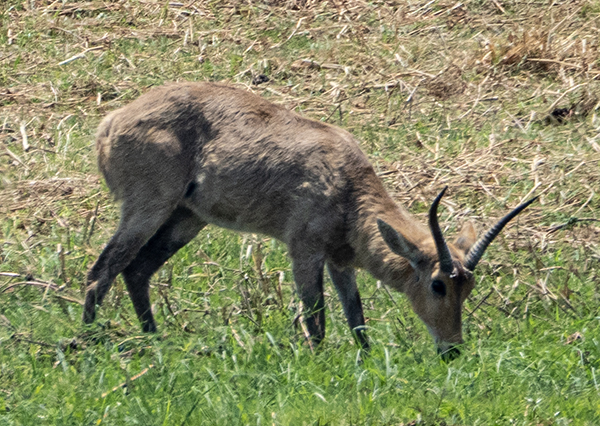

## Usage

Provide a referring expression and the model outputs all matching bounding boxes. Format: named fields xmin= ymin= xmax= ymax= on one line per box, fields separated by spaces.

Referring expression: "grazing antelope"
xmin=84 ymin=82 xmax=535 ymax=357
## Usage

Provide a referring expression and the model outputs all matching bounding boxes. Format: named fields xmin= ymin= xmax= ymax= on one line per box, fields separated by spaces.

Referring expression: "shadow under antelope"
xmin=84 ymin=82 xmax=535 ymax=358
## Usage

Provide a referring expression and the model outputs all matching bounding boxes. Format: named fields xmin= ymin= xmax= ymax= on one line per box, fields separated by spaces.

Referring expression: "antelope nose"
xmin=438 ymin=345 xmax=461 ymax=361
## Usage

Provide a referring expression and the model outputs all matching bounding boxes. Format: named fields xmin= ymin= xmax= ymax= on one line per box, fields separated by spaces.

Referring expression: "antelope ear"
xmin=454 ymin=221 xmax=477 ymax=255
xmin=377 ymin=219 xmax=422 ymax=266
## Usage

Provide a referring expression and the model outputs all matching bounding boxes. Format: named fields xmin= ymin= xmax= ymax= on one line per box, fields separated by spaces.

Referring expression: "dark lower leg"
xmin=83 ymin=233 xmax=145 ymax=324
xmin=327 ymin=263 xmax=369 ymax=350
xmin=302 ymin=294 xmax=326 ymax=345
xmin=122 ymin=207 xmax=205 ymax=332
xmin=83 ymin=198 xmax=181 ymax=326
xmin=292 ymin=254 xmax=326 ymax=345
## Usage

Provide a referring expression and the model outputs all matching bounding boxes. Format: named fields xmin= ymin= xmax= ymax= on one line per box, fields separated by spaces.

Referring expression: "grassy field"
xmin=1 ymin=0 xmax=600 ymax=424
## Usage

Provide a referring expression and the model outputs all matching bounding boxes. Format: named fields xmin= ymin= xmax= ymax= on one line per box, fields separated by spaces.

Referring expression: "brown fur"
xmin=84 ymin=82 xmax=486 ymax=353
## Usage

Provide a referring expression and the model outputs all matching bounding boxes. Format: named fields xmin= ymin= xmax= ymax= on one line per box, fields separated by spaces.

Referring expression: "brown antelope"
xmin=84 ymin=82 xmax=535 ymax=357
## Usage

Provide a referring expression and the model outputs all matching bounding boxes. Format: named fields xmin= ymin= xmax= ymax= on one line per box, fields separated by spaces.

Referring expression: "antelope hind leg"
xmin=122 ymin=206 xmax=206 ymax=332
xmin=83 ymin=200 xmax=178 ymax=325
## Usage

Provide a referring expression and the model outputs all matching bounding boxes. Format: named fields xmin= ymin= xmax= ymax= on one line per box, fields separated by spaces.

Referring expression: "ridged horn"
xmin=429 ymin=186 xmax=454 ymax=274
xmin=464 ymin=196 xmax=538 ymax=271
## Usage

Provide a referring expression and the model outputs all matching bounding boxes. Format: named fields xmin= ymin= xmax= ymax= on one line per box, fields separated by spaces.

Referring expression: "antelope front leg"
xmin=291 ymin=253 xmax=326 ymax=346
xmin=327 ymin=263 xmax=369 ymax=350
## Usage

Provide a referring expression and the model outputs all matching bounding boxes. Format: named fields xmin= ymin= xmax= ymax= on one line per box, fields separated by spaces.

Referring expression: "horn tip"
xmin=526 ymin=195 xmax=539 ymax=205
xmin=515 ymin=195 xmax=539 ymax=212
xmin=432 ymin=186 xmax=449 ymax=208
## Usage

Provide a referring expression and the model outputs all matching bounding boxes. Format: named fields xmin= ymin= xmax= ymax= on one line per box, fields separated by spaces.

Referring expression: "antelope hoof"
xmin=141 ymin=320 xmax=157 ymax=333
xmin=82 ymin=306 xmax=96 ymax=324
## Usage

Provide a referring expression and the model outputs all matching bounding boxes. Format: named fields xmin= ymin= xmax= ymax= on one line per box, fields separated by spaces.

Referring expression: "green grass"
xmin=1 ymin=1 xmax=600 ymax=425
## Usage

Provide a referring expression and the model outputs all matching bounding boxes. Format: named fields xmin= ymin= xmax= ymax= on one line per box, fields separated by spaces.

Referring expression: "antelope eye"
xmin=431 ymin=280 xmax=446 ymax=297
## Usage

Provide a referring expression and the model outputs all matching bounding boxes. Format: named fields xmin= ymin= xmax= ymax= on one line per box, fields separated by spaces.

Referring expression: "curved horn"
xmin=429 ymin=186 xmax=454 ymax=274
xmin=464 ymin=196 xmax=538 ymax=271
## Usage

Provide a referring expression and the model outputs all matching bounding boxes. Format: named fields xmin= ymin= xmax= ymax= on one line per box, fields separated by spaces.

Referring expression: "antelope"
xmin=84 ymin=82 xmax=535 ymax=358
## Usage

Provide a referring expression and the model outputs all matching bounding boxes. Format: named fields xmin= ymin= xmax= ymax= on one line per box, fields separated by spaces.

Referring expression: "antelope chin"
xmin=429 ymin=330 xmax=463 ymax=361
xmin=436 ymin=341 xmax=460 ymax=361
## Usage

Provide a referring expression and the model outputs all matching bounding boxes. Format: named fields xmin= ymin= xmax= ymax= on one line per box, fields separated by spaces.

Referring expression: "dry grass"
xmin=1 ymin=1 xmax=599 ymax=423
xmin=1 ymin=0 xmax=599 ymax=303
xmin=2 ymin=0 xmax=600 ymax=335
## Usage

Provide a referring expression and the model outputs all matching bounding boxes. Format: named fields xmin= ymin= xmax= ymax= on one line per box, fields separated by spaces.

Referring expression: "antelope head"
xmin=378 ymin=187 xmax=536 ymax=359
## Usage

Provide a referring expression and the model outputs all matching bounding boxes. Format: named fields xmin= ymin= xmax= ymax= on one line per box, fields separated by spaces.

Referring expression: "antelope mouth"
xmin=437 ymin=344 xmax=461 ymax=361
xmin=436 ymin=339 xmax=463 ymax=361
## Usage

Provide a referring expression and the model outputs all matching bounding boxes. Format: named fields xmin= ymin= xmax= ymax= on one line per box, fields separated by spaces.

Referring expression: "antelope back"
xmin=95 ymin=83 xmax=373 ymax=246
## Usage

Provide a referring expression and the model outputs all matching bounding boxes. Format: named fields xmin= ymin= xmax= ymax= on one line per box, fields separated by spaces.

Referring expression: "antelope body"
xmin=84 ymin=82 xmax=534 ymax=356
